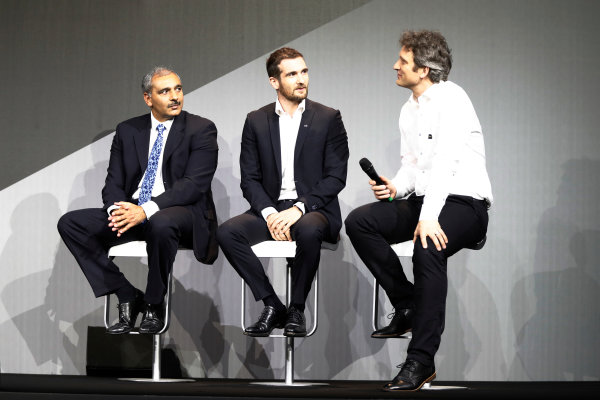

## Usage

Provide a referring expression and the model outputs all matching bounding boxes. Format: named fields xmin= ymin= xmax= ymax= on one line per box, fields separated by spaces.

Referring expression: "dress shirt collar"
xmin=275 ymin=98 xmax=306 ymax=117
xmin=408 ymin=81 xmax=444 ymax=105
xmin=150 ymin=112 xmax=174 ymax=133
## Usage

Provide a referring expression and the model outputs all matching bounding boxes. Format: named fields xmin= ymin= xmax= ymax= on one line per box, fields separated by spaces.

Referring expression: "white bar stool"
xmin=105 ymin=240 xmax=193 ymax=382
xmin=372 ymin=237 xmax=486 ymax=390
xmin=241 ymin=239 xmax=338 ymax=386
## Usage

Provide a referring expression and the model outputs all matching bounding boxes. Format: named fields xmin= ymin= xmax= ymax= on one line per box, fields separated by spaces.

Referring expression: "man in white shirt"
xmin=58 ymin=67 xmax=219 ymax=335
xmin=217 ymin=47 xmax=349 ymax=337
xmin=345 ymin=30 xmax=492 ymax=391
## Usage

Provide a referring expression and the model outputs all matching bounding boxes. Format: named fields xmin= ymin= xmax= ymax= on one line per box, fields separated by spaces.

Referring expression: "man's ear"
xmin=143 ymin=92 xmax=153 ymax=108
xmin=269 ymin=76 xmax=280 ymax=91
xmin=419 ymin=66 xmax=430 ymax=79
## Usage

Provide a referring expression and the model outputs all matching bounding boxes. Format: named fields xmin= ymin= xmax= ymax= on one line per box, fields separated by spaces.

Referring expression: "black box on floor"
xmin=85 ymin=326 xmax=182 ymax=378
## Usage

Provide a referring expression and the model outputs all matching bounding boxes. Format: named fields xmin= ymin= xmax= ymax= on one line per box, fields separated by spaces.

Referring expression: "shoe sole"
xmin=382 ymin=371 xmax=436 ymax=392
xmin=283 ymin=331 xmax=307 ymax=337
xmin=371 ymin=329 xmax=412 ymax=339
xmin=139 ymin=329 xmax=162 ymax=334
xmin=106 ymin=329 xmax=133 ymax=335
xmin=243 ymin=321 xmax=286 ymax=337
xmin=244 ymin=331 xmax=270 ymax=337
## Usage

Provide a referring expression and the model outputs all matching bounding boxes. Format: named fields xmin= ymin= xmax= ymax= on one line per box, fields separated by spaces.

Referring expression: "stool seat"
xmin=251 ymin=240 xmax=338 ymax=258
xmin=108 ymin=241 xmax=149 ymax=257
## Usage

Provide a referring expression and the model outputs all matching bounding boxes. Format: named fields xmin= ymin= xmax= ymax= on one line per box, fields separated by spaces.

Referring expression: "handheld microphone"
xmin=359 ymin=158 xmax=393 ymax=202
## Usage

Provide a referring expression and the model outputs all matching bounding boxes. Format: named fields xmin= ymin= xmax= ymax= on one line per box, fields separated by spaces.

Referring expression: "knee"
xmin=216 ymin=219 xmax=238 ymax=246
xmin=294 ymin=224 xmax=324 ymax=246
xmin=344 ymin=207 xmax=369 ymax=238
xmin=57 ymin=211 xmax=75 ymax=235
xmin=412 ymin=240 xmax=446 ymax=270
xmin=146 ymin=213 xmax=177 ymax=241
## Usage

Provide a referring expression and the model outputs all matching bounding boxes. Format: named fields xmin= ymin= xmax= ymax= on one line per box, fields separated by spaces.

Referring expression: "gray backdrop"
xmin=1 ymin=0 xmax=599 ymax=381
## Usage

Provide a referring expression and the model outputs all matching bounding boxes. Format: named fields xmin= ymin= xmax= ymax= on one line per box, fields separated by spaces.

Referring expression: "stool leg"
xmin=284 ymin=260 xmax=294 ymax=385
xmin=372 ymin=278 xmax=380 ymax=331
xmin=285 ymin=337 xmax=294 ymax=385
xmin=152 ymin=334 xmax=161 ymax=381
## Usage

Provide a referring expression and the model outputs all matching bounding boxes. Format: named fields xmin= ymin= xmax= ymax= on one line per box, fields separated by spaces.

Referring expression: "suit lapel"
xmin=134 ymin=115 xmax=152 ymax=171
xmin=294 ymin=100 xmax=315 ymax=162
xmin=162 ymin=112 xmax=185 ymax=167
xmin=267 ymin=107 xmax=282 ymax=177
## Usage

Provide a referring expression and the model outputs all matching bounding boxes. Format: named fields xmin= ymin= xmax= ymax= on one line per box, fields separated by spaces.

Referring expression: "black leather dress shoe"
xmin=107 ymin=291 xmax=144 ymax=335
xmin=383 ymin=359 xmax=436 ymax=391
xmin=245 ymin=306 xmax=287 ymax=337
xmin=283 ymin=306 xmax=307 ymax=337
xmin=139 ymin=303 xmax=165 ymax=334
xmin=371 ymin=308 xmax=414 ymax=338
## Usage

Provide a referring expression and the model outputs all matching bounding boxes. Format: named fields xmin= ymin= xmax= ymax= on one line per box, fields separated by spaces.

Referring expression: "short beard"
xmin=281 ymin=87 xmax=308 ymax=103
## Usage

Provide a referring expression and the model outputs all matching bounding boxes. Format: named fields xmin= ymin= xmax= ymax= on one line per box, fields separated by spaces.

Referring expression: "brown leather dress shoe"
xmin=383 ymin=359 xmax=436 ymax=391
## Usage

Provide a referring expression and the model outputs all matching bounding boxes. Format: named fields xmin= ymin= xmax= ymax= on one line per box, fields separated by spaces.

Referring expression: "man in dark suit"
xmin=58 ymin=67 xmax=218 ymax=334
xmin=217 ymin=47 xmax=349 ymax=337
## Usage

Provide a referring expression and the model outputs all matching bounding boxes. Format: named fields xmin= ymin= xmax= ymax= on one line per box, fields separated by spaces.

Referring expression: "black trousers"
xmin=345 ymin=194 xmax=488 ymax=366
xmin=57 ymin=206 xmax=193 ymax=304
xmin=217 ymin=200 xmax=330 ymax=307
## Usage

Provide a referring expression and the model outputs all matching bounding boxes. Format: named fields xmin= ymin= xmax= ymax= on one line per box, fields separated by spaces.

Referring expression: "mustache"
xmin=168 ymin=101 xmax=181 ymax=107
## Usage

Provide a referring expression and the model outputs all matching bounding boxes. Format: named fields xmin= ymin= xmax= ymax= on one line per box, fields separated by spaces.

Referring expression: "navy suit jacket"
xmin=102 ymin=110 xmax=219 ymax=264
xmin=239 ymin=99 xmax=349 ymax=240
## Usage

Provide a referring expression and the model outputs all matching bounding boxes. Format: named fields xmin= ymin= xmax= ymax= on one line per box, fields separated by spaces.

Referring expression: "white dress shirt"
xmin=391 ymin=81 xmax=493 ymax=221
xmin=108 ymin=113 xmax=172 ymax=219
xmin=260 ymin=99 xmax=306 ymax=220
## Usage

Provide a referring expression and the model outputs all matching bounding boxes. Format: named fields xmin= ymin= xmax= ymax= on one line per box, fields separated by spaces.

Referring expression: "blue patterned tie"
xmin=138 ymin=124 xmax=166 ymax=205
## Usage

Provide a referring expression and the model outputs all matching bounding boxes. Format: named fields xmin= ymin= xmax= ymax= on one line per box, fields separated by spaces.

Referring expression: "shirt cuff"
xmin=107 ymin=205 xmax=120 ymax=216
xmin=294 ymin=202 xmax=305 ymax=214
xmin=261 ymin=206 xmax=278 ymax=222
xmin=140 ymin=201 xmax=159 ymax=220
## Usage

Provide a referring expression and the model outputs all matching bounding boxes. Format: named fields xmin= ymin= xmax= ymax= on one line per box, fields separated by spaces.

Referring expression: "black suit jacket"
xmin=102 ymin=110 xmax=219 ymax=264
xmin=239 ymin=99 xmax=349 ymax=240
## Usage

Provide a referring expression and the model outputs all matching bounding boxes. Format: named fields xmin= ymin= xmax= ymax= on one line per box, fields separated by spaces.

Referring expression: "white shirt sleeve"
xmin=140 ymin=201 xmax=160 ymax=220
xmin=261 ymin=206 xmax=278 ymax=221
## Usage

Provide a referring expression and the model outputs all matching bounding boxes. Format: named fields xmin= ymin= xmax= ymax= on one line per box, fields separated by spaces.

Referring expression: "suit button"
xmin=311 ymin=205 xmax=318 ymax=210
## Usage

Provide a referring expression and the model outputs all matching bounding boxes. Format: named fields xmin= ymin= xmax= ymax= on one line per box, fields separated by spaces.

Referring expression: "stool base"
xmin=119 ymin=377 xmax=195 ymax=383
xmin=250 ymin=381 xmax=329 ymax=387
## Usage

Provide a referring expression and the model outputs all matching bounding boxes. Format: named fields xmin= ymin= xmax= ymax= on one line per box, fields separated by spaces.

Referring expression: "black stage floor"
xmin=1 ymin=374 xmax=598 ymax=400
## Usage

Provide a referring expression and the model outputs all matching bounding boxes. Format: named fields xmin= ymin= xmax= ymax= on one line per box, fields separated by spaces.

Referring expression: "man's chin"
xmin=289 ymin=94 xmax=307 ymax=103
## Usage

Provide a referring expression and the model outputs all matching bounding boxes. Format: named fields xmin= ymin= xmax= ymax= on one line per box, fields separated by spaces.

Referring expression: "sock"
xmin=114 ymin=284 xmax=139 ymax=303
xmin=290 ymin=302 xmax=305 ymax=312
xmin=263 ymin=294 xmax=285 ymax=313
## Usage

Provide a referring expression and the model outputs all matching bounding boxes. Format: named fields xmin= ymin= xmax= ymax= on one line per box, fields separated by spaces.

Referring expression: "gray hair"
xmin=400 ymin=30 xmax=452 ymax=83
xmin=141 ymin=66 xmax=180 ymax=95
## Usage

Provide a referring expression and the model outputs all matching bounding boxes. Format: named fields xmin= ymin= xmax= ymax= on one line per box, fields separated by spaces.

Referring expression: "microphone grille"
xmin=359 ymin=157 xmax=372 ymax=171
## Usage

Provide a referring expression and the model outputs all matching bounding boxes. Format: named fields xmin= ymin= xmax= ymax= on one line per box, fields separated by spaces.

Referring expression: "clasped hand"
xmin=108 ymin=201 xmax=147 ymax=237
xmin=266 ymin=206 xmax=302 ymax=241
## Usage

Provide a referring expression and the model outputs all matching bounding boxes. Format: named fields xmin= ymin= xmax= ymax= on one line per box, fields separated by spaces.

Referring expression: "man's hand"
xmin=413 ymin=220 xmax=448 ymax=251
xmin=108 ymin=201 xmax=147 ymax=237
xmin=266 ymin=206 xmax=302 ymax=241
xmin=370 ymin=175 xmax=397 ymax=201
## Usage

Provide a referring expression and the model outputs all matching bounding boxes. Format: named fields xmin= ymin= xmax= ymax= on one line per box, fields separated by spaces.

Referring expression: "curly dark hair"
xmin=400 ymin=30 xmax=452 ymax=83
xmin=266 ymin=47 xmax=304 ymax=78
